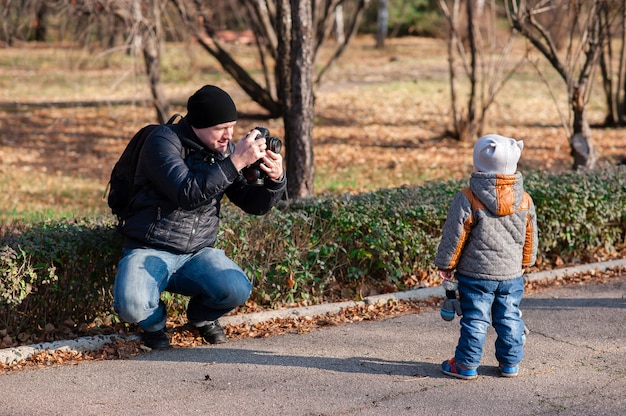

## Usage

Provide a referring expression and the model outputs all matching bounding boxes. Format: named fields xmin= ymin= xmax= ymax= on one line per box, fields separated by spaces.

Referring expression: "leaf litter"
xmin=1 ymin=267 xmax=623 ymax=374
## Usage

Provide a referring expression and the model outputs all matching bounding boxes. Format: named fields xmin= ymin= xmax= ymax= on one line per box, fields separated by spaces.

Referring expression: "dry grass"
xmin=0 ymin=36 xmax=625 ymax=222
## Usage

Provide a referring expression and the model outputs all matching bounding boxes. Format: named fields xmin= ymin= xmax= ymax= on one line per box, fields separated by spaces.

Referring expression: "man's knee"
xmin=114 ymin=292 xmax=163 ymax=325
xmin=231 ymin=280 xmax=252 ymax=306
xmin=214 ymin=274 xmax=252 ymax=308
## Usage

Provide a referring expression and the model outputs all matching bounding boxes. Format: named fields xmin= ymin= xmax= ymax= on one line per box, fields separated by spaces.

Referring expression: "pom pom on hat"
xmin=187 ymin=85 xmax=237 ymax=129
xmin=473 ymin=134 xmax=524 ymax=175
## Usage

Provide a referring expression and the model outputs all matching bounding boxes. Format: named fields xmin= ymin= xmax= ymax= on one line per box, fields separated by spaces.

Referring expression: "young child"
xmin=434 ymin=134 xmax=538 ymax=379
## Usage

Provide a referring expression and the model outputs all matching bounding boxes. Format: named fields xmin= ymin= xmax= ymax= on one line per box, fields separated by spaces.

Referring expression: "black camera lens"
xmin=267 ymin=136 xmax=282 ymax=153
xmin=253 ymin=126 xmax=282 ymax=153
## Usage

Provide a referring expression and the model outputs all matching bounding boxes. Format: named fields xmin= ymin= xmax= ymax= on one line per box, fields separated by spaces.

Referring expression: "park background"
xmin=0 ymin=1 xmax=625 ymax=355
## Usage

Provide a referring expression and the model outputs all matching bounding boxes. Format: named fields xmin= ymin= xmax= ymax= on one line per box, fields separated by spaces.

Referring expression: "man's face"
xmin=194 ymin=121 xmax=236 ymax=154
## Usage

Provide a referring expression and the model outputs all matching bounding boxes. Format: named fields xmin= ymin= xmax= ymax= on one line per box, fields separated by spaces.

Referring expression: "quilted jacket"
xmin=434 ymin=171 xmax=538 ymax=281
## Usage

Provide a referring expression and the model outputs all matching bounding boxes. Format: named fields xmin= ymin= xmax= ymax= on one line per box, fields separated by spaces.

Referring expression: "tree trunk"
xmin=34 ymin=3 xmax=47 ymax=42
xmin=599 ymin=47 xmax=617 ymax=126
xmin=376 ymin=0 xmax=388 ymax=49
xmin=465 ymin=0 xmax=477 ymax=141
xmin=132 ymin=0 xmax=169 ymax=123
xmin=439 ymin=0 xmax=465 ymax=141
xmin=142 ymin=31 xmax=169 ymax=123
xmin=278 ymin=0 xmax=315 ymax=199
xmin=506 ymin=0 xmax=602 ymax=170
xmin=616 ymin=4 xmax=626 ymax=126
xmin=570 ymin=87 xmax=598 ymax=169
xmin=335 ymin=4 xmax=345 ymax=44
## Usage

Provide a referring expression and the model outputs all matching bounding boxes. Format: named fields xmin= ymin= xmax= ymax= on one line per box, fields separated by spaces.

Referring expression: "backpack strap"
xmin=166 ymin=113 xmax=183 ymax=124
xmin=165 ymin=117 xmax=212 ymax=158
xmin=180 ymin=136 xmax=207 ymax=154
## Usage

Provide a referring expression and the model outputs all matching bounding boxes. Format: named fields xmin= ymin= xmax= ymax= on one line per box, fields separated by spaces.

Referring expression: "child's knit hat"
xmin=473 ymin=134 xmax=524 ymax=175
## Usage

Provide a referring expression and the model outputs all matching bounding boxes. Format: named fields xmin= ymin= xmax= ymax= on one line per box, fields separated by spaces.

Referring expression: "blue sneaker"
xmin=499 ymin=364 xmax=519 ymax=378
xmin=441 ymin=358 xmax=478 ymax=380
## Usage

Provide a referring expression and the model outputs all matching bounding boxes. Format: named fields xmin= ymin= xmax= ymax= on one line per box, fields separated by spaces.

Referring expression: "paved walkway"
xmin=1 ymin=269 xmax=624 ymax=415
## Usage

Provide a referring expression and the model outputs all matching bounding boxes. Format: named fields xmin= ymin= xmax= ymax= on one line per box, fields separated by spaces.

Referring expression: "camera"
xmin=242 ymin=126 xmax=283 ymax=186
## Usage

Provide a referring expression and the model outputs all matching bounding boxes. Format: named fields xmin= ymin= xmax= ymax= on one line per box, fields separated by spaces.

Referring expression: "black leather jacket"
xmin=121 ymin=117 xmax=286 ymax=254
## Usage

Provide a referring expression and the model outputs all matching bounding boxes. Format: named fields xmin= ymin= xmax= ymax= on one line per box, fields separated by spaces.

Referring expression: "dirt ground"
xmin=0 ymin=36 xmax=625 ymax=208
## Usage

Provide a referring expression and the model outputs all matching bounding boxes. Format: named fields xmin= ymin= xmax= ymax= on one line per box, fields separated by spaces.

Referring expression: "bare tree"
xmin=438 ymin=0 xmax=523 ymax=141
xmin=33 ymin=1 xmax=48 ymax=41
xmin=376 ymin=0 xmax=388 ymax=49
xmin=276 ymin=0 xmax=315 ymax=198
xmin=597 ymin=1 xmax=626 ymax=126
xmin=129 ymin=0 xmax=170 ymax=123
xmin=506 ymin=0 xmax=601 ymax=169
xmin=170 ymin=0 xmax=370 ymax=198
xmin=16 ymin=1 xmax=171 ymax=122
xmin=1 ymin=0 xmax=48 ymax=45
xmin=86 ymin=0 xmax=171 ymax=122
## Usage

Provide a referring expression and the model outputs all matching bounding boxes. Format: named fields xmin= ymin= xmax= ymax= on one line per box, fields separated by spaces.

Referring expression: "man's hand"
xmin=258 ymin=150 xmax=284 ymax=181
xmin=230 ymin=129 xmax=267 ymax=171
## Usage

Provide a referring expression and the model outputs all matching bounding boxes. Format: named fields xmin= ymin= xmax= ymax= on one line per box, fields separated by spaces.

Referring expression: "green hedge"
xmin=0 ymin=218 xmax=122 ymax=338
xmin=1 ymin=166 xmax=625 ymax=339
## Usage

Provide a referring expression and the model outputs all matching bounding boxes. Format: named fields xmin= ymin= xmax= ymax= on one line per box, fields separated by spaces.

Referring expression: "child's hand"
xmin=438 ymin=269 xmax=453 ymax=280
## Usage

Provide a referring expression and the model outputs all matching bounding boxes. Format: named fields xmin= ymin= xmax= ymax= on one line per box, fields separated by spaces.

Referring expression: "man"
xmin=113 ymin=85 xmax=286 ymax=349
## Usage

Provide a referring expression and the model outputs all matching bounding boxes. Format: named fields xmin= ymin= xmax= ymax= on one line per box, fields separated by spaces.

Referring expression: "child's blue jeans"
xmin=454 ymin=274 xmax=525 ymax=369
xmin=113 ymin=247 xmax=252 ymax=332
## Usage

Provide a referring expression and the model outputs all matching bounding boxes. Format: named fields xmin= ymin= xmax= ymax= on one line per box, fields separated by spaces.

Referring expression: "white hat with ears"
xmin=473 ymin=134 xmax=524 ymax=175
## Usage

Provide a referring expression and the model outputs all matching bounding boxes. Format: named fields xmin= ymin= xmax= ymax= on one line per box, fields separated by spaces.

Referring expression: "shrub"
xmin=525 ymin=166 xmax=626 ymax=260
xmin=0 ymin=218 xmax=121 ymax=338
xmin=1 ymin=166 xmax=624 ymax=341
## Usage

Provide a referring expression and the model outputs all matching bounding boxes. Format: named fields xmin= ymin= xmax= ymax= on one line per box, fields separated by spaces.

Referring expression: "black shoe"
xmin=196 ymin=320 xmax=227 ymax=344
xmin=141 ymin=328 xmax=170 ymax=349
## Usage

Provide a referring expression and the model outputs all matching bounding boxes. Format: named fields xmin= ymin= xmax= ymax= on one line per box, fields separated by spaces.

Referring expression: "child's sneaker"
xmin=499 ymin=364 xmax=519 ymax=378
xmin=441 ymin=358 xmax=478 ymax=380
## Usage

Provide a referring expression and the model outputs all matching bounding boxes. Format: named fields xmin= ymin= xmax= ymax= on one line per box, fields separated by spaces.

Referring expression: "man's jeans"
xmin=454 ymin=274 xmax=525 ymax=369
xmin=113 ymin=247 xmax=252 ymax=332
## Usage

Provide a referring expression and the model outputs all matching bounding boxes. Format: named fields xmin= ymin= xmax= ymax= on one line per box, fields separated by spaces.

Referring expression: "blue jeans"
xmin=454 ymin=274 xmax=525 ymax=369
xmin=113 ymin=247 xmax=252 ymax=332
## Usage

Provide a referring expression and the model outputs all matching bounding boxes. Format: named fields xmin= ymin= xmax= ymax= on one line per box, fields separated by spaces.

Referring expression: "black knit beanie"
xmin=187 ymin=85 xmax=237 ymax=128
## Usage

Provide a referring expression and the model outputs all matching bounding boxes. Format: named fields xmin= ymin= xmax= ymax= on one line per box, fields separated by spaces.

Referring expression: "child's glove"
xmin=439 ymin=270 xmax=462 ymax=321
xmin=440 ymin=288 xmax=462 ymax=321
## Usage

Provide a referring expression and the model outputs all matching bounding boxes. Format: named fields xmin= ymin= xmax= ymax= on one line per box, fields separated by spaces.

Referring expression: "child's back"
xmin=435 ymin=134 xmax=538 ymax=380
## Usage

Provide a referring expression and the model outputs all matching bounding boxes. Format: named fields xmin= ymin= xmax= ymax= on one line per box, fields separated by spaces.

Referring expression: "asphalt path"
xmin=1 ymin=271 xmax=624 ymax=416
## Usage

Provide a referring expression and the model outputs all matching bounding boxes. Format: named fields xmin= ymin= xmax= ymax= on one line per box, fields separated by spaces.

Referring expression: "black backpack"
xmin=106 ymin=114 xmax=203 ymax=226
